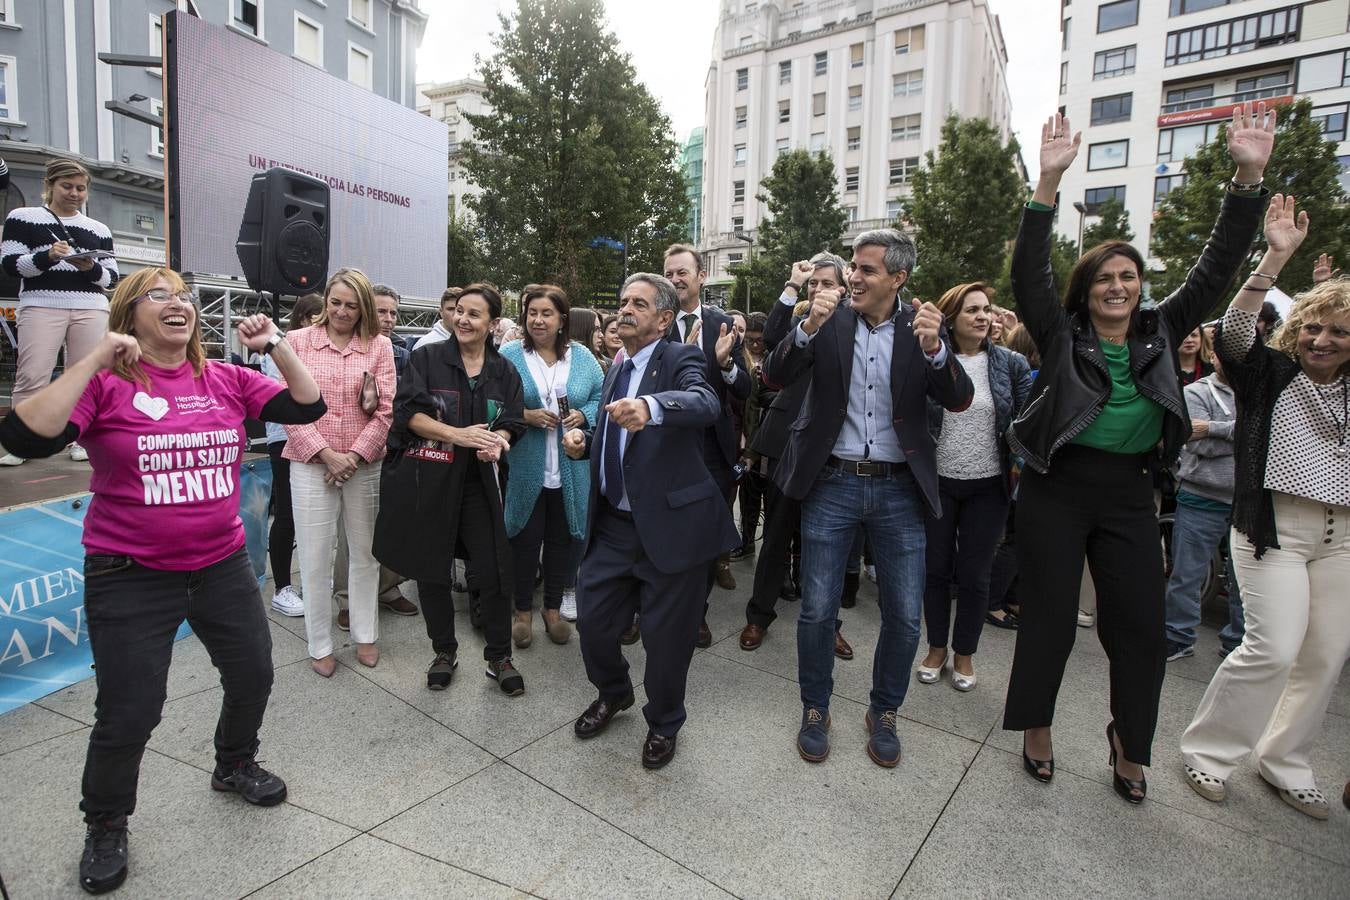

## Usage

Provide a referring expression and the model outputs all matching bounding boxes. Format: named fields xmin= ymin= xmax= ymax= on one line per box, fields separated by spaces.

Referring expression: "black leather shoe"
xmin=574 ymin=693 xmax=635 ymax=739
xmin=79 ymin=816 xmax=128 ymax=895
xmin=840 ymin=571 xmax=860 ymax=609
xmin=642 ymin=731 xmax=677 ymax=769
xmin=779 ymin=577 xmax=799 ymax=602
xmin=620 ymin=617 xmax=641 ymax=645
xmin=211 ymin=758 xmax=288 ymax=806
xmin=696 ymin=619 xmax=713 ymax=648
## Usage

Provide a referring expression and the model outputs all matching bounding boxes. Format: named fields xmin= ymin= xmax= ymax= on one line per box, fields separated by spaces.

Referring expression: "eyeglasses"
xmin=134 ymin=290 xmax=199 ymax=306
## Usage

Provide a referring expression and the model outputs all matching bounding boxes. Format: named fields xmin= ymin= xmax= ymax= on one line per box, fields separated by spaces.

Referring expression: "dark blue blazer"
xmin=666 ymin=306 xmax=750 ymax=471
xmin=580 ymin=338 xmax=742 ymax=574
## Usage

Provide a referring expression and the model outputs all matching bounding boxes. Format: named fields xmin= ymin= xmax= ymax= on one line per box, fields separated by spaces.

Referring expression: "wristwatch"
xmin=260 ymin=332 xmax=285 ymax=356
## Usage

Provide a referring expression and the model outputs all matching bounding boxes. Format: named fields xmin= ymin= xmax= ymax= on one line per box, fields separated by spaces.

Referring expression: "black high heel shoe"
xmin=1022 ymin=737 xmax=1054 ymax=783
xmin=1106 ymin=722 xmax=1146 ymax=804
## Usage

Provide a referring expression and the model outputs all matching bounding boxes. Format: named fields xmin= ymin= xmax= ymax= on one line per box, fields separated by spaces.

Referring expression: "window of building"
xmin=779 ymin=60 xmax=791 ymax=85
xmin=149 ymin=98 xmax=164 ymax=158
xmin=1063 ymin=18 xmax=1071 ymax=51
xmin=1163 ymin=84 xmax=1214 ymax=112
xmin=844 ymin=206 xmax=858 ymax=222
xmin=0 ymin=0 xmax=11 ymax=24
xmin=736 ymin=106 xmax=747 ymax=128
xmin=1088 ymin=140 xmax=1129 ymax=170
xmin=776 ymin=137 xmax=791 ymax=156
xmin=1169 ymin=0 xmax=1231 ymax=15
xmin=1154 ymin=174 xmax=1189 ymax=207
xmin=1093 ymin=45 xmax=1135 ymax=80
xmin=893 ymin=69 xmax=923 ymax=97
xmin=848 ymin=85 xmax=862 ymax=112
xmin=778 ymin=99 xmax=790 ymax=124
xmin=850 ymin=43 xmax=864 ymax=69
xmin=1059 ymin=61 xmax=1068 ymax=95
xmin=736 ymin=68 xmax=749 ymax=91
xmin=890 ymin=113 xmax=921 ymax=141
xmin=234 ymin=0 xmax=261 ymax=37
xmin=728 ymin=252 xmax=744 ymax=266
xmin=739 ymin=34 xmax=754 ymax=48
xmin=731 ymin=216 xmax=744 ymax=232
xmin=1234 ymin=71 xmax=1290 ymax=102
xmin=889 ymin=156 xmax=919 ymax=186
xmin=810 ymin=132 xmax=825 ymax=152
xmin=734 ymin=144 xmax=747 ymax=166
xmin=1157 ymin=121 xmax=1221 ymax=163
xmin=845 ymin=167 xmax=859 ymax=192
xmin=1097 ymin=0 xmax=1138 ymax=33
xmin=894 ymin=25 xmax=924 ymax=55
xmin=812 ymin=92 xmax=826 ymax=116
xmin=733 ymin=181 xmax=747 ymax=203
xmin=1090 ymin=93 xmax=1132 ymax=125
xmin=1083 ymin=186 xmax=1126 ymax=213
xmin=886 ymin=199 xmax=903 ymax=221
xmin=1312 ymin=103 xmax=1349 ymax=142
xmin=0 ymin=55 xmax=15 ymax=120
xmin=294 ymin=14 xmax=323 ymax=65
xmin=1295 ymin=51 xmax=1348 ymax=93
xmin=847 ymin=126 xmax=861 ymax=151
xmin=149 ymin=14 xmax=164 ymax=77
xmin=746 ymin=1 xmax=758 ymax=11
xmin=1165 ymin=6 xmax=1300 ymax=67
xmin=348 ymin=43 xmax=372 ymax=90
xmin=349 ymin=0 xmax=371 ymax=29
xmin=814 ymin=51 xmax=827 ymax=76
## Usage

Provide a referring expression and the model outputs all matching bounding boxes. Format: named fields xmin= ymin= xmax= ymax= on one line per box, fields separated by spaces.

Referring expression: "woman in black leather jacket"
xmin=1002 ymin=106 xmax=1274 ymax=804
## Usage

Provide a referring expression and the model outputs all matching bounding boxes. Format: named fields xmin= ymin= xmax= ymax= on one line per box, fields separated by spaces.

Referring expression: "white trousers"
xmin=1181 ymin=492 xmax=1350 ymax=789
xmin=13 ymin=307 xmax=108 ymax=407
xmin=291 ymin=461 xmax=381 ymax=658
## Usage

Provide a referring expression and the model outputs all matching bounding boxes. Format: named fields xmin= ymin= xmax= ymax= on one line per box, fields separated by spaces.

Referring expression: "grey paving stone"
xmin=251 ymin=833 xmax=526 ymax=899
xmin=507 ymin=650 xmax=980 ymax=899
xmin=375 ymin=761 xmax=731 ymax=899
xmin=894 ymin=744 xmax=1347 ymax=899
xmin=0 ymin=701 xmax=85 ymax=757
xmin=146 ymin=658 xmax=496 ymax=831
xmin=0 ymin=729 xmax=356 ymax=899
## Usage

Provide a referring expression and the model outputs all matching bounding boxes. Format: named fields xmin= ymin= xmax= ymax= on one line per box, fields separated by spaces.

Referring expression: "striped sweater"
xmin=1 ymin=206 xmax=118 ymax=310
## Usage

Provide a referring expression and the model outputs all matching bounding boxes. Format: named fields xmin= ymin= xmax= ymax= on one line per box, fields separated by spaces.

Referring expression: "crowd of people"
xmin=0 ymin=100 xmax=1347 ymax=895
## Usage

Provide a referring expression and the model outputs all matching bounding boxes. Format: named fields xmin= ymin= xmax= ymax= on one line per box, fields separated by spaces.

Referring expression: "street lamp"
xmin=1072 ymin=201 xmax=1088 ymax=258
xmin=734 ymin=231 xmax=754 ymax=310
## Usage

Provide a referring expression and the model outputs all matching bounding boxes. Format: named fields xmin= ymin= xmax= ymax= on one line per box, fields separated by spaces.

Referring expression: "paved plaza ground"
xmin=1 ymin=533 xmax=1348 ymax=898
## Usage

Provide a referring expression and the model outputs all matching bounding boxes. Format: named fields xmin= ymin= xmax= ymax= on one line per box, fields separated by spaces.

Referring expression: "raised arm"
xmin=1013 ymin=113 xmax=1080 ymax=349
xmin=1218 ymin=194 xmax=1308 ymax=364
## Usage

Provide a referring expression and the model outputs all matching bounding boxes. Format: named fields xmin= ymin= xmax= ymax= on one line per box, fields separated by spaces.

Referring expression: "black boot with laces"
xmin=211 ymin=758 xmax=288 ymax=806
xmin=79 ymin=815 xmax=128 ymax=895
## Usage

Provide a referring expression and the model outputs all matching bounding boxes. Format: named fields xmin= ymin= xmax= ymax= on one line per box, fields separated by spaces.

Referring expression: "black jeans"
xmin=80 ymin=547 xmax=273 ymax=820
xmin=1002 ymin=445 xmax=1167 ymax=765
xmin=922 ymin=474 xmax=1008 ymax=655
xmin=423 ymin=480 xmax=511 ymax=661
xmin=509 ymin=487 xmax=572 ymax=611
xmin=267 ymin=441 xmax=295 ymax=590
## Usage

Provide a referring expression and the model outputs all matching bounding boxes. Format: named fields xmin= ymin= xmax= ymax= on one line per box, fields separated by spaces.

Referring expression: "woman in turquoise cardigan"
xmin=499 ymin=284 xmax=605 ymax=647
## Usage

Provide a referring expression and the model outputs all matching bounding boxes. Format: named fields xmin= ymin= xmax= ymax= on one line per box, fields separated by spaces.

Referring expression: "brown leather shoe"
xmin=542 ymin=608 xmax=572 ymax=645
xmin=379 ymin=593 xmax=419 ymax=616
xmin=714 ymin=557 xmax=736 ymax=591
xmin=696 ymin=619 xmax=713 ymax=649
xmin=642 ymin=731 xmax=677 ymax=769
xmin=739 ymin=623 xmax=766 ymax=651
xmin=336 ymin=609 xmax=350 ymax=631
xmin=620 ymin=617 xmax=641 ymax=645
xmin=574 ymin=693 xmax=635 ymax=739
xmin=834 ymin=630 xmax=854 ymax=661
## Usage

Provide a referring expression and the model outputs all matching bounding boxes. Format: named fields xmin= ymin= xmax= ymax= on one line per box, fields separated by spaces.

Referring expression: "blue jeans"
xmin=799 ymin=466 xmax=925 ymax=712
xmin=1164 ymin=502 xmax=1242 ymax=648
xmin=1219 ymin=536 xmax=1245 ymax=653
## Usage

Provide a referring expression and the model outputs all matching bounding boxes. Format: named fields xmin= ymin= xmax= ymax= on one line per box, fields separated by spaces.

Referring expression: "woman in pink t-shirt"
xmin=0 ymin=266 xmax=324 ymax=894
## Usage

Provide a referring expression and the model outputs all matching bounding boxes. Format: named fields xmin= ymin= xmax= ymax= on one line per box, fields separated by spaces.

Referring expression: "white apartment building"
xmin=700 ymin=0 xmax=1015 ymax=291
xmin=1057 ymin=0 xmax=1350 ymax=265
xmin=417 ymin=78 xmax=491 ymax=218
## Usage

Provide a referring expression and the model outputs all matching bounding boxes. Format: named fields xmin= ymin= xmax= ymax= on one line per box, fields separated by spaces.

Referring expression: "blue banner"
xmin=0 ymin=459 xmax=273 ymax=715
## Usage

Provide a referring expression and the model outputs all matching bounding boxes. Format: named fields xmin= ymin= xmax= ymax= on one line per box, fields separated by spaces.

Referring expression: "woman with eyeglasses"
xmin=0 ymin=267 xmax=324 ymax=894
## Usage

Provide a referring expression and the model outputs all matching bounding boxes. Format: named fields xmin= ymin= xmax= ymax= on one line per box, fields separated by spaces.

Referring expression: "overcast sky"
xmin=416 ymin=0 xmax=1058 ymax=178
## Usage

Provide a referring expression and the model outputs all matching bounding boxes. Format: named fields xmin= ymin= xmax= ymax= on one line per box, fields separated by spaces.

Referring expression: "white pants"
xmin=13 ymin=307 xmax=108 ymax=407
xmin=1181 ymin=492 xmax=1350 ymax=789
xmin=291 ymin=461 xmax=381 ymax=658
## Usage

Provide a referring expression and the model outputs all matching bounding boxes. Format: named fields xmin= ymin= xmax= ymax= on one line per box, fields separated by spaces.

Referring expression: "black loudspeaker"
xmin=235 ymin=168 xmax=330 ymax=297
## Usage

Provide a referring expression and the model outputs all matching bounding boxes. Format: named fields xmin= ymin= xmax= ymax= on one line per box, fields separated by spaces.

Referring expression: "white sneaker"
xmin=560 ymin=589 xmax=577 ymax=622
xmin=270 ymin=584 xmax=304 ymax=617
xmin=69 ymin=443 xmax=88 ymax=462
xmin=1077 ymin=609 xmax=1095 ymax=628
xmin=0 ymin=452 xmax=26 ymax=466
xmin=863 ymin=564 xmax=877 ymax=583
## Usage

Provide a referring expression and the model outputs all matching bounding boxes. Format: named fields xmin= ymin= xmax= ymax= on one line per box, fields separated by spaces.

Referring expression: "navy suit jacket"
xmin=667 ymin=306 xmax=750 ymax=472
xmin=764 ymin=299 xmax=974 ymax=516
xmin=580 ymin=338 xmax=742 ymax=574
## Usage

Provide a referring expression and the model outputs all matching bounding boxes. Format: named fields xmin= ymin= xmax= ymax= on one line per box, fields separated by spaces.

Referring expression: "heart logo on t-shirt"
xmin=133 ymin=391 xmax=169 ymax=421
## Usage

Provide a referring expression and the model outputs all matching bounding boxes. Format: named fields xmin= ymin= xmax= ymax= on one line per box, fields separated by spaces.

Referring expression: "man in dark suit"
xmin=765 ymin=229 xmax=974 ymax=769
xmin=562 ymin=273 xmax=741 ymax=770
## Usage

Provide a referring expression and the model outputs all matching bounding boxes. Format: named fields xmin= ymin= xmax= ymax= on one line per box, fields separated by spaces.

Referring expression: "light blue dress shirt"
xmin=598 ymin=338 xmax=664 ymax=509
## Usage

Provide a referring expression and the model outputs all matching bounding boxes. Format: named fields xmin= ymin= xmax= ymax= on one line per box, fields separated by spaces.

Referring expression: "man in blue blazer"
xmin=765 ymin=229 xmax=974 ymax=769
xmin=562 ymin=273 xmax=741 ymax=770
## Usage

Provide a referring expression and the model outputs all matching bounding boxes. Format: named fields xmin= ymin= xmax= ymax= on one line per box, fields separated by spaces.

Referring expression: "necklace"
xmin=1311 ymin=376 xmax=1349 ymax=459
xmin=528 ymin=349 xmax=562 ymax=414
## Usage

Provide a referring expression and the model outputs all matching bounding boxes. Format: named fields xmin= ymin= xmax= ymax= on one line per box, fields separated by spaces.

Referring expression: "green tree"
xmin=731 ymin=149 xmax=848 ymax=313
xmin=446 ymin=208 xmax=488 ymax=287
xmin=906 ymin=115 xmax=1025 ymax=299
xmin=991 ymin=231 xmax=1079 ymax=311
xmin=463 ymin=0 xmax=688 ymax=304
xmin=1082 ymin=196 xmax=1135 ymax=246
xmin=1150 ymin=98 xmax=1348 ymax=302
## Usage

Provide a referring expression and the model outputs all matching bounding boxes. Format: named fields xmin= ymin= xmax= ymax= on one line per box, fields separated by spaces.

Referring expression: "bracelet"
xmin=1229 ymin=177 xmax=1264 ymax=193
xmin=783 ymin=281 xmax=801 ymax=293
xmin=1251 ymin=271 xmax=1279 ymax=284
xmin=1238 ymin=285 xmax=1272 ymax=292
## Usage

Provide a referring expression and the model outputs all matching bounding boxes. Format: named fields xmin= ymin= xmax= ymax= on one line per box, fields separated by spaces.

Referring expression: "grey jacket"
xmin=1177 ymin=374 xmax=1237 ymax=505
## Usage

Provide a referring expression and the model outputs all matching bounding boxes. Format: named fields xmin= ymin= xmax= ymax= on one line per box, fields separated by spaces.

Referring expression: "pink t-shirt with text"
xmin=69 ymin=360 xmax=283 ymax=570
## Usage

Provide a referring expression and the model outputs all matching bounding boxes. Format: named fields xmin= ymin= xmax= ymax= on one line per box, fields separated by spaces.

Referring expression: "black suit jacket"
xmin=667 ymin=306 xmax=750 ymax=472
xmin=764 ymin=299 xmax=974 ymax=516
xmin=579 ymin=338 xmax=742 ymax=574
xmin=750 ymin=297 xmax=807 ymax=460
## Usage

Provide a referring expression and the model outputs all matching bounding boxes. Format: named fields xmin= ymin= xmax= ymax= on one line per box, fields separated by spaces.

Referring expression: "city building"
xmin=681 ymin=126 xmax=705 ymax=244
xmin=1056 ymin=0 xmax=1350 ymax=267
xmin=699 ymin=0 xmax=1015 ymax=298
xmin=416 ymin=77 xmax=490 ymax=219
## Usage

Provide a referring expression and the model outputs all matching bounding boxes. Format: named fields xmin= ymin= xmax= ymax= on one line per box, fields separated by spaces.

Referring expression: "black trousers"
xmin=80 ymin=547 xmax=273 ymax=819
xmin=704 ymin=460 xmax=735 ymax=604
xmin=267 ymin=441 xmax=295 ymax=590
xmin=738 ymin=468 xmax=767 ymax=547
xmin=578 ymin=505 xmax=705 ymax=737
xmin=423 ymin=481 xmax=511 ymax=661
xmin=1002 ymin=445 xmax=1167 ymax=765
xmin=922 ymin=474 xmax=1008 ymax=655
xmin=746 ymin=457 xmax=799 ymax=628
xmin=509 ymin=487 xmax=572 ymax=611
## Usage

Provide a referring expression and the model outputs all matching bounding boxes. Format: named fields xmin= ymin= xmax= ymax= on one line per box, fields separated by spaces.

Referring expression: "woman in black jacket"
xmin=1002 ymin=106 xmax=1274 ymax=803
xmin=917 ymin=282 xmax=1031 ymax=692
xmin=372 ymin=284 xmax=527 ymax=695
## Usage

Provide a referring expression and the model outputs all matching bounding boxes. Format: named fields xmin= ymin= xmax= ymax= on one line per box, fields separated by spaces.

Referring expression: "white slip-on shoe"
xmin=270 ymin=585 xmax=304 ymax=617
xmin=69 ymin=443 xmax=89 ymax=462
xmin=560 ymin=589 xmax=578 ymax=622
xmin=1184 ymin=765 xmax=1226 ymax=802
xmin=0 ymin=453 xmax=26 ymax=466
